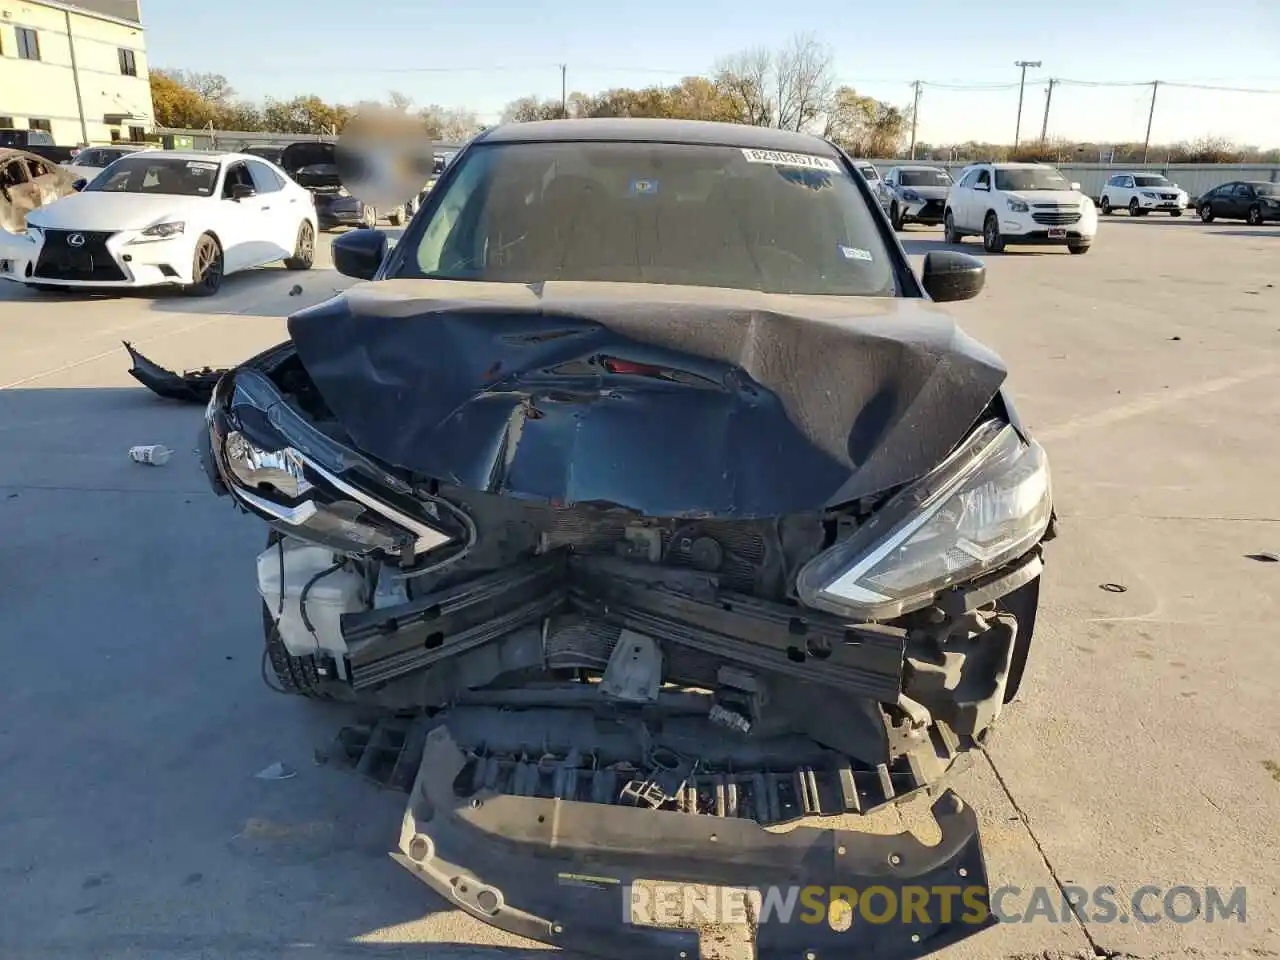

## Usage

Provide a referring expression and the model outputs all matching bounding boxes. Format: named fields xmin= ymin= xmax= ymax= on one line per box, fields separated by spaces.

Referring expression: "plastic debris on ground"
xmin=129 ymin=444 xmax=173 ymax=466
xmin=253 ymin=761 xmax=297 ymax=780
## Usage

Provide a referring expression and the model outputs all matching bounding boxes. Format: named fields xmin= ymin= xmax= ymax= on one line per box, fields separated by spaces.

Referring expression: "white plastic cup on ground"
xmin=129 ymin=444 xmax=173 ymax=466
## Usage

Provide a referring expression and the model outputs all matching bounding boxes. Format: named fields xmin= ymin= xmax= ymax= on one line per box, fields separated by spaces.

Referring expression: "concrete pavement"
xmin=0 ymin=218 xmax=1277 ymax=959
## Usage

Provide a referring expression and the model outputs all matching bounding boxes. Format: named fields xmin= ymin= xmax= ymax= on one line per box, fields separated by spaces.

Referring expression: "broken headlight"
xmin=212 ymin=369 xmax=452 ymax=559
xmin=797 ymin=420 xmax=1051 ymax=621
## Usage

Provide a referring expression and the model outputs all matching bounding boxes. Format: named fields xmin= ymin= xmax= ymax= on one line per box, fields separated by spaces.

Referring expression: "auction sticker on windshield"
xmin=186 ymin=161 xmax=219 ymax=171
xmin=740 ymin=148 xmax=842 ymax=173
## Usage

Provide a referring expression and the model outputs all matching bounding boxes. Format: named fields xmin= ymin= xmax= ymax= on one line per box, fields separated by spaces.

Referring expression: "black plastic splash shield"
xmin=288 ymin=280 xmax=1008 ymax=518
xmin=123 ymin=341 xmax=228 ymax=404
xmin=394 ymin=725 xmax=996 ymax=960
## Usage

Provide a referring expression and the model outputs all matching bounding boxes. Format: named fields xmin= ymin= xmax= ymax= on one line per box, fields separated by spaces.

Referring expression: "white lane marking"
xmin=0 ymin=314 xmax=222 ymax=390
xmin=1035 ymin=363 xmax=1280 ymax=443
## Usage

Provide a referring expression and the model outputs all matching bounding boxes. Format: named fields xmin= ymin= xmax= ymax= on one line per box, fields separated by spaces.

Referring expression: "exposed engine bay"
xmin=166 ymin=273 xmax=1055 ymax=959
xmin=201 ymin=328 xmax=1050 ymax=823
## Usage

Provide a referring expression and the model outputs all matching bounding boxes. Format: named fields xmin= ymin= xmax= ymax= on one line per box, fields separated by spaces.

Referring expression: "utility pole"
xmin=908 ymin=80 xmax=922 ymax=160
xmin=64 ymin=9 xmax=89 ymax=146
xmin=560 ymin=64 xmax=568 ymax=118
xmin=1040 ymin=78 xmax=1055 ymax=142
xmin=1142 ymin=80 xmax=1159 ymax=163
xmin=1013 ymin=59 xmax=1041 ymax=147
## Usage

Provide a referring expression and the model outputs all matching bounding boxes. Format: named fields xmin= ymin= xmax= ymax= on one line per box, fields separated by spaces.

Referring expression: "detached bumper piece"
xmin=122 ymin=341 xmax=230 ymax=404
xmin=391 ymin=724 xmax=994 ymax=960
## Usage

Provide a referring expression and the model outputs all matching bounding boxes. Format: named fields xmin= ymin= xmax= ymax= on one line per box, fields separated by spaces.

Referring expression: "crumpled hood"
xmin=285 ymin=280 xmax=1008 ymax=517
xmin=24 ymin=190 xmax=190 ymax=232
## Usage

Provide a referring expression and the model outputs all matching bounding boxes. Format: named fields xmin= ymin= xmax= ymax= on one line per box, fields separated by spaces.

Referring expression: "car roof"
xmin=113 ymin=150 xmax=251 ymax=163
xmin=895 ymin=164 xmax=947 ymax=171
xmin=476 ymin=118 xmax=840 ymax=156
xmin=990 ymin=161 xmax=1057 ymax=169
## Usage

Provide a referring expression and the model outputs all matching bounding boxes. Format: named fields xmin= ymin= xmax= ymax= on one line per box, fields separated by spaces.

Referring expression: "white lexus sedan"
xmin=12 ymin=150 xmax=318 ymax=296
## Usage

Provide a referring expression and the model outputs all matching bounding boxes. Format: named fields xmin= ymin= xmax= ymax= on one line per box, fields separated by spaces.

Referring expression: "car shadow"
xmin=898 ymin=236 xmax=1058 ymax=257
xmin=1204 ymin=228 xmax=1280 ymax=239
xmin=1097 ymin=215 xmax=1195 ymax=226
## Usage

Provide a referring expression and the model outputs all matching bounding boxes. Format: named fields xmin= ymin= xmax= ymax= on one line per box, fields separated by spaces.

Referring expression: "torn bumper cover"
xmin=123 ymin=341 xmax=229 ymax=404
xmin=395 ymin=725 xmax=995 ymax=960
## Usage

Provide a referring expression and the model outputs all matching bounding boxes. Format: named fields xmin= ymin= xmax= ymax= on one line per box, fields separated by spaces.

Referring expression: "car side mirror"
xmin=332 ymin=228 xmax=388 ymax=281
xmin=1070 ymin=182 xmax=1081 ymax=191
xmin=974 ymin=182 xmax=990 ymax=191
xmin=72 ymin=178 xmax=87 ymax=192
xmin=922 ymin=250 xmax=985 ymax=303
xmin=230 ymin=183 xmax=256 ymax=201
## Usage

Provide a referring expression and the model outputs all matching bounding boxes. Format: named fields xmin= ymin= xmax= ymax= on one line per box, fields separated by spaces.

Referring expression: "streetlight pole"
xmin=1013 ymin=59 xmax=1041 ymax=147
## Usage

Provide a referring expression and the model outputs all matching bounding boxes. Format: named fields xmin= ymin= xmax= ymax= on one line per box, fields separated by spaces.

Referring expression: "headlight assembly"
xmin=796 ymin=420 xmax=1052 ymax=621
xmin=213 ymin=369 xmax=454 ymax=559
xmin=134 ymin=221 xmax=185 ymax=241
xmin=1006 ymin=197 xmax=1029 ymax=213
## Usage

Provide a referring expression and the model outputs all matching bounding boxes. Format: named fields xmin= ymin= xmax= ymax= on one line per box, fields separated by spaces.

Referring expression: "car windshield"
xmin=87 ymin=156 xmax=221 ymax=196
xmin=1254 ymin=183 xmax=1280 ymax=197
xmin=899 ymin=169 xmax=951 ymax=187
xmin=995 ymin=167 xmax=1071 ymax=191
xmin=1134 ymin=175 xmax=1171 ymax=187
xmin=397 ymin=141 xmax=895 ymax=297
xmin=0 ymin=131 xmax=29 ymax=147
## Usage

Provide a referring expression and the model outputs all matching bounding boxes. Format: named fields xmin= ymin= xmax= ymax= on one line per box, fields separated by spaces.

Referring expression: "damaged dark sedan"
xmin=198 ymin=119 xmax=1054 ymax=959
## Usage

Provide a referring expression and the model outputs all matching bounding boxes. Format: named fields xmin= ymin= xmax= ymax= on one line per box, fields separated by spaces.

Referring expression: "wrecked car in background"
xmin=280 ymin=140 xmax=417 ymax=229
xmin=0 ymin=148 xmax=78 ymax=235
xmin=192 ymin=119 xmax=1055 ymax=959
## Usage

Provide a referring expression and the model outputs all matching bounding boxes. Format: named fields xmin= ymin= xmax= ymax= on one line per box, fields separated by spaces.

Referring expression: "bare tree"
xmin=714 ymin=47 xmax=774 ymax=126
xmin=419 ymin=104 xmax=480 ymax=141
xmin=773 ymin=33 xmax=835 ymax=131
xmin=387 ymin=90 xmax=415 ymax=113
xmin=169 ymin=70 xmax=236 ymax=105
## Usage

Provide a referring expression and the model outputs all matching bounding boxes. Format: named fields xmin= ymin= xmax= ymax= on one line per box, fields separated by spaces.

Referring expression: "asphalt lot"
xmin=1 ymin=218 xmax=1277 ymax=960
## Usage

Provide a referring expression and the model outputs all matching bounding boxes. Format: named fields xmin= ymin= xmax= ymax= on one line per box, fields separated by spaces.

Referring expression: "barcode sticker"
xmin=740 ymin=148 xmax=841 ymax=173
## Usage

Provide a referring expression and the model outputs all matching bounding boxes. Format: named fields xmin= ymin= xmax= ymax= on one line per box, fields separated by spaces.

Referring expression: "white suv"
xmin=943 ymin=162 xmax=1098 ymax=254
xmin=1098 ymin=173 xmax=1188 ymax=217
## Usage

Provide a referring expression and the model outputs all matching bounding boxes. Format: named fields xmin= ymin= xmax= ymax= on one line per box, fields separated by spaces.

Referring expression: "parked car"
xmin=279 ymin=140 xmax=409 ymax=229
xmin=1098 ymin=172 xmax=1187 ymax=216
xmin=0 ymin=128 xmax=79 ymax=164
xmin=61 ymin=144 xmax=154 ymax=184
xmin=880 ymin=164 xmax=954 ymax=229
xmin=851 ymin=159 xmax=882 ymax=194
xmin=17 ymin=150 xmax=316 ymax=295
xmin=243 ymin=144 xmax=285 ymax=165
xmin=944 ymin=161 xmax=1097 ymax=254
xmin=194 ymin=118 xmax=1053 ymax=959
xmin=0 ymin=148 xmax=78 ymax=237
xmin=1196 ymin=181 xmax=1280 ymax=225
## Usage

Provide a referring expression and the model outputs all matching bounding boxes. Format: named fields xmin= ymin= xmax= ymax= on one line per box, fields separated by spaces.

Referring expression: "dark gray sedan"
xmin=880 ymin=164 xmax=954 ymax=230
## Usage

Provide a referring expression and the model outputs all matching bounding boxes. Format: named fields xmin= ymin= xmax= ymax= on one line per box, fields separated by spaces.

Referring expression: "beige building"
xmin=0 ymin=0 xmax=153 ymax=147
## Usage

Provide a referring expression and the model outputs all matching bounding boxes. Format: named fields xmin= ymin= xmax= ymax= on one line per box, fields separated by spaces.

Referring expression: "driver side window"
xmin=221 ymin=162 xmax=254 ymax=199
xmin=975 ymin=169 xmax=990 ymax=188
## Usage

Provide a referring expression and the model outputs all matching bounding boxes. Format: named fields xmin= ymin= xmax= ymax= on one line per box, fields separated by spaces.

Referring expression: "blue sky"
xmin=141 ymin=0 xmax=1280 ymax=147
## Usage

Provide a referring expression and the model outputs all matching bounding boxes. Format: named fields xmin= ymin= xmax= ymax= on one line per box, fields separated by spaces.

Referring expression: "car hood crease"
xmin=286 ymin=279 xmax=1008 ymax=517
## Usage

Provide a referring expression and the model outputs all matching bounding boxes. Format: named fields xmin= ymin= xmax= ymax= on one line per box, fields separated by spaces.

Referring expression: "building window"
xmin=129 ymin=126 xmax=145 ymax=141
xmin=17 ymin=27 xmax=40 ymax=61
xmin=29 ymin=119 xmax=52 ymax=132
xmin=0 ymin=118 xmax=13 ymax=130
xmin=109 ymin=129 xmax=122 ymax=142
xmin=118 ymin=48 xmax=137 ymax=76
